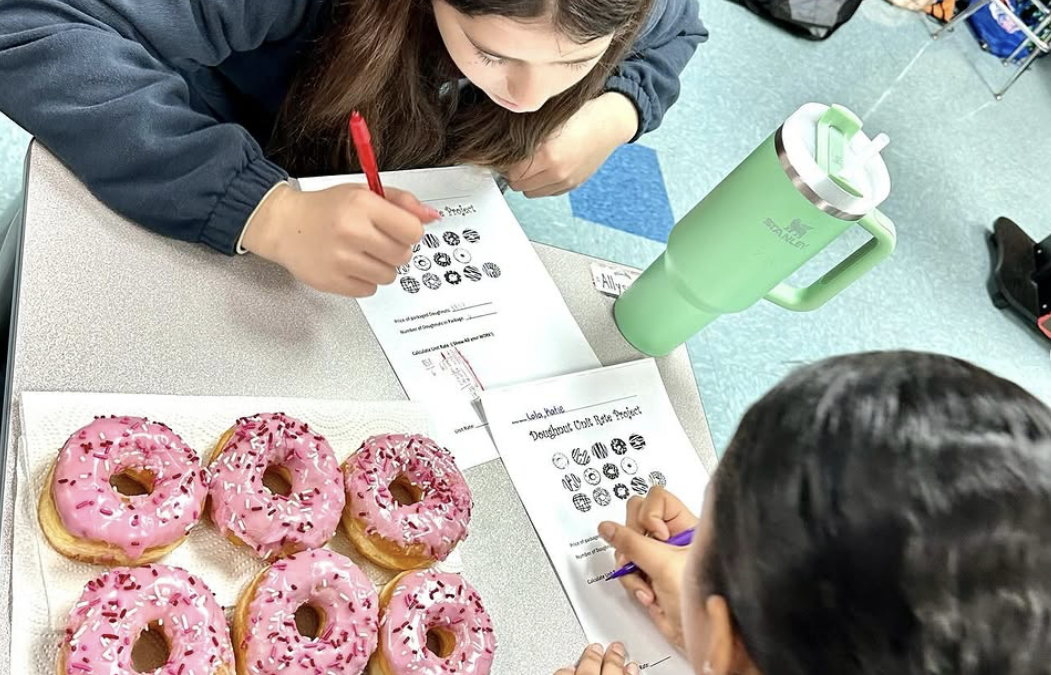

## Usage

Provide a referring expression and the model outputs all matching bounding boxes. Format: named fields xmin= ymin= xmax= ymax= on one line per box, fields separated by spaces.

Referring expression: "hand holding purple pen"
xmin=605 ymin=527 xmax=696 ymax=581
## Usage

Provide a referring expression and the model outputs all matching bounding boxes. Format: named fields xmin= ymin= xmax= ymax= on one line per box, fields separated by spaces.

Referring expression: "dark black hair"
xmin=702 ymin=351 xmax=1051 ymax=675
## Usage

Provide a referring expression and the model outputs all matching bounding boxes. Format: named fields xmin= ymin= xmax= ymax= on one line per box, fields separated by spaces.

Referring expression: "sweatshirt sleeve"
xmin=0 ymin=0 xmax=313 ymax=254
xmin=605 ymin=0 xmax=708 ymax=141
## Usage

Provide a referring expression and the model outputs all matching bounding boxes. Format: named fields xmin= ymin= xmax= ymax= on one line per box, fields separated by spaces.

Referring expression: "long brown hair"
xmin=269 ymin=0 xmax=654 ymax=176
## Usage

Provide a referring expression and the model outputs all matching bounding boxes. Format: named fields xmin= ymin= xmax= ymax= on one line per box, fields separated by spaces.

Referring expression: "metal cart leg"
xmin=1003 ymin=39 xmax=1031 ymax=64
xmin=995 ymin=43 xmax=1043 ymax=98
xmin=1003 ymin=14 xmax=1051 ymax=64
xmin=933 ymin=0 xmax=992 ymax=37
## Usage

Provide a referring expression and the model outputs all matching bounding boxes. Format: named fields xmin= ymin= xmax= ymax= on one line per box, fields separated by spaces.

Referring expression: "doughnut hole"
xmin=131 ymin=621 xmax=171 ymax=672
xmin=110 ymin=468 xmax=156 ymax=497
xmin=425 ymin=626 xmax=457 ymax=658
xmin=262 ymin=465 xmax=293 ymax=497
xmin=389 ymin=475 xmax=423 ymax=506
xmin=293 ymin=603 xmax=327 ymax=640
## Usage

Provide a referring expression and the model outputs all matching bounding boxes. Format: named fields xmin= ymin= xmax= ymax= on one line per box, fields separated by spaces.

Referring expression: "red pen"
xmin=349 ymin=110 xmax=385 ymax=198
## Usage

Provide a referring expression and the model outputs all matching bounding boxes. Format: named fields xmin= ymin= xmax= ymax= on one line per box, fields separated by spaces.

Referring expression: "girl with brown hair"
xmin=0 ymin=0 xmax=706 ymax=296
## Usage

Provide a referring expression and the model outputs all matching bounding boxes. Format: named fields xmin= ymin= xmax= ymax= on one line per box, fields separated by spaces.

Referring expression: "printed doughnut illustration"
xmin=591 ymin=442 xmax=609 ymax=460
xmin=400 ymin=277 xmax=420 ymax=294
xmin=434 ymin=252 xmax=452 ymax=267
xmin=613 ymin=484 xmax=629 ymax=500
xmin=422 ymin=273 xmax=441 ymax=290
xmin=444 ymin=271 xmax=462 ymax=285
xmin=443 ymin=231 xmax=461 ymax=246
xmin=571 ymin=448 xmax=590 ymax=466
xmin=396 ymin=264 xmax=410 ymax=275
xmin=583 ymin=468 xmax=601 ymax=486
xmin=562 ymin=474 xmax=582 ymax=492
xmin=483 ymin=262 xmax=502 ymax=278
xmin=463 ymin=229 xmax=481 ymax=243
xmin=552 ymin=453 xmax=570 ymax=470
xmin=649 ymin=471 xmax=667 ymax=488
xmin=602 ymin=463 xmax=619 ymax=481
xmin=412 ymin=243 xmax=422 ymax=253
xmin=620 ymin=458 xmax=638 ymax=475
xmin=630 ymin=434 xmax=646 ymax=451
xmin=463 ymin=266 xmax=483 ymax=282
xmin=453 ymin=248 xmax=472 ymax=264
xmin=611 ymin=438 xmax=628 ymax=455
xmin=593 ymin=488 xmax=612 ymax=507
xmin=573 ymin=493 xmax=592 ymax=513
xmin=412 ymin=255 xmax=432 ymax=271
xmin=631 ymin=477 xmax=649 ymax=496
xmin=424 ymin=233 xmax=441 ymax=248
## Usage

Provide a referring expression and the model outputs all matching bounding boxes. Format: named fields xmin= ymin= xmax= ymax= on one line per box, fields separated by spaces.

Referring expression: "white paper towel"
xmin=10 ymin=391 xmax=440 ymax=675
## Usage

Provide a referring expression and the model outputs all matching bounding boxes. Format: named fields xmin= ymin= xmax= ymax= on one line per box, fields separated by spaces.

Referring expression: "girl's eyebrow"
xmin=466 ymin=36 xmax=606 ymax=65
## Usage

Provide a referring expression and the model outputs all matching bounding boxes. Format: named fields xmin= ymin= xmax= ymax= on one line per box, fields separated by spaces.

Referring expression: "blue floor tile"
xmin=569 ymin=144 xmax=675 ymax=242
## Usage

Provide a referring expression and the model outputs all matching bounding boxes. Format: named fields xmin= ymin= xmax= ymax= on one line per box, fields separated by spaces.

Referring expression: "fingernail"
xmin=426 ymin=207 xmax=442 ymax=219
xmin=599 ymin=523 xmax=615 ymax=541
xmin=635 ymin=589 xmax=650 ymax=604
xmin=611 ymin=643 xmax=625 ymax=657
xmin=589 ymin=643 xmax=603 ymax=654
xmin=628 ymin=663 xmax=640 ymax=675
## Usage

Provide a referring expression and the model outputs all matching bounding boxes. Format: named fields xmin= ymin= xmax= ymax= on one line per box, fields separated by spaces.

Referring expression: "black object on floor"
xmin=988 ymin=217 xmax=1051 ymax=340
xmin=727 ymin=0 xmax=863 ymax=39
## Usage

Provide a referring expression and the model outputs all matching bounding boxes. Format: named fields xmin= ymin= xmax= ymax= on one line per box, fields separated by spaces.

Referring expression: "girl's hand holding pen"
xmin=598 ymin=487 xmax=700 ymax=650
xmin=243 ymin=183 xmax=441 ymax=297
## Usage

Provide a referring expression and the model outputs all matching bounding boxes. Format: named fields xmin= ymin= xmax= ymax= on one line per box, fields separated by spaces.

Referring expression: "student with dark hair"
xmin=559 ymin=351 xmax=1051 ymax=675
xmin=0 ymin=0 xmax=705 ymax=297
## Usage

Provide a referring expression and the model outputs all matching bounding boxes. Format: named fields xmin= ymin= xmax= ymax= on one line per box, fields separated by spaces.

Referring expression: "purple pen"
xmin=605 ymin=527 xmax=696 ymax=581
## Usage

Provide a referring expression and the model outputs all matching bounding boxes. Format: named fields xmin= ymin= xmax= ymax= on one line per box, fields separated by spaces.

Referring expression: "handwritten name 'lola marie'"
xmin=524 ymin=406 xmax=566 ymax=421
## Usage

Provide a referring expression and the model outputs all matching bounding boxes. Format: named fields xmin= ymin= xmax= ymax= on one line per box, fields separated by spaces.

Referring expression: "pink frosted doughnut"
xmin=233 ymin=549 xmax=379 ymax=675
xmin=375 ymin=570 xmax=496 ymax=675
xmin=41 ymin=415 xmax=208 ymax=565
xmin=341 ymin=434 xmax=472 ymax=570
xmin=208 ymin=413 xmax=346 ymax=560
xmin=60 ymin=564 xmax=235 ymax=675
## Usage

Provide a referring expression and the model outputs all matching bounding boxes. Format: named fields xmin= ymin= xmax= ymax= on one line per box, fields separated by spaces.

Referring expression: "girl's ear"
xmin=704 ymin=596 xmax=761 ymax=675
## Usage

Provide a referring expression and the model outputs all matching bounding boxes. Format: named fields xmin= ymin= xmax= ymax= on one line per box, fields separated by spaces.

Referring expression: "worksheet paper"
xmin=481 ymin=360 xmax=708 ymax=674
xmin=298 ymin=168 xmax=600 ymax=469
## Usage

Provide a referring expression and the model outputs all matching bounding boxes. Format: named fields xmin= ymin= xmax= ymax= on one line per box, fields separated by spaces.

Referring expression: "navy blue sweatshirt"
xmin=0 ymin=0 xmax=706 ymax=254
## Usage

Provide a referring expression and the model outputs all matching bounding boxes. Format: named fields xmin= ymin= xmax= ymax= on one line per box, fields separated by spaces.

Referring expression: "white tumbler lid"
xmin=777 ymin=103 xmax=891 ymax=221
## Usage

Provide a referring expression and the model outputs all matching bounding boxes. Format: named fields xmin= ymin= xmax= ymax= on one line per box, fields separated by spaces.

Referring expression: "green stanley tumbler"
xmin=614 ymin=103 xmax=897 ymax=356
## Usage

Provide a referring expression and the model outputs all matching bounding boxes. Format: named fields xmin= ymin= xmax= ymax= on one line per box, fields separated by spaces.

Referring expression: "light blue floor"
xmin=0 ymin=0 xmax=1048 ymax=452
xmin=0 ymin=112 xmax=27 ymax=221
xmin=509 ymin=0 xmax=1051 ymax=451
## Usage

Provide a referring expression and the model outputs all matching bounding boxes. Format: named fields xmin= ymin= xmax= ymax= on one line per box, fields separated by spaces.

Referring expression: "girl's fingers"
xmin=340 ymin=251 xmax=397 ymax=286
xmin=647 ymin=603 xmax=679 ymax=644
xmin=619 ymin=571 xmax=655 ymax=606
xmin=520 ymin=176 xmax=561 ymax=197
xmin=601 ymin=643 xmax=626 ymax=675
xmin=635 ymin=491 xmax=675 ymax=540
xmin=507 ymin=159 xmax=547 ymax=187
xmin=361 ymin=226 xmax=413 ymax=267
xmin=384 ymin=187 xmax=442 ymax=223
xmin=573 ymin=644 xmax=604 ymax=675
xmin=625 ymin=497 xmax=645 ymax=534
